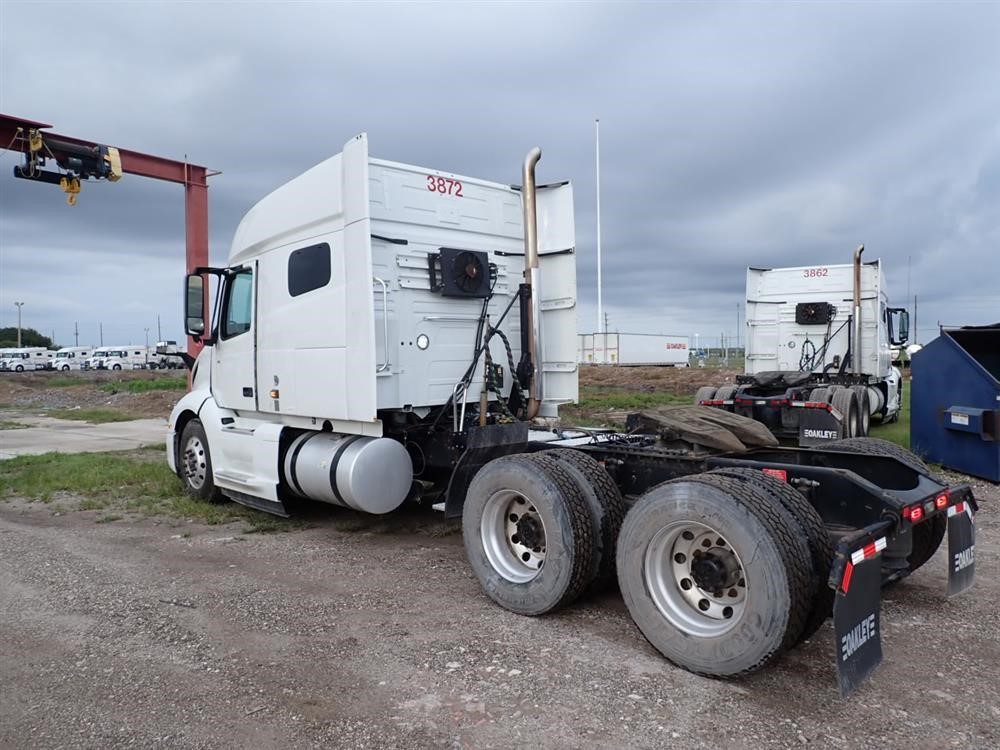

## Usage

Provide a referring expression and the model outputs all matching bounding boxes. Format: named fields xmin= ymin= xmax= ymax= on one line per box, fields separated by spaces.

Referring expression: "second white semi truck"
xmin=167 ymin=136 xmax=975 ymax=696
xmin=695 ymin=248 xmax=910 ymax=446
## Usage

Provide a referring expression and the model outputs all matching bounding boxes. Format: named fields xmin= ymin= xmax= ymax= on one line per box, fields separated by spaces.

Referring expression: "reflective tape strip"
xmin=850 ymin=536 xmax=888 ymax=565
xmin=948 ymin=501 xmax=966 ymax=517
xmin=841 ymin=561 xmax=855 ymax=592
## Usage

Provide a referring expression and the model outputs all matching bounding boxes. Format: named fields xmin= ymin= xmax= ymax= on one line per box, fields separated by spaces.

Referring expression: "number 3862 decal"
xmin=427 ymin=175 xmax=464 ymax=197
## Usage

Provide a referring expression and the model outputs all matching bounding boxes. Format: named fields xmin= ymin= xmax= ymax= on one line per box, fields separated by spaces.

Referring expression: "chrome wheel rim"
xmin=644 ymin=521 xmax=747 ymax=636
xmin=182 ymin=435 xmax=208 ymax=490
xmin=481 ymin=490 xmax=546 ymax=583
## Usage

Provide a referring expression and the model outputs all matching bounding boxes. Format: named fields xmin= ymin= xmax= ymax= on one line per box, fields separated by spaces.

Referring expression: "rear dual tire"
xmin=462 ymin=450 xmax=626 ymax=616
xmin=616 ymin=474 xmax=815 ymax=676
xmin=463 ymin=453 xmax=596 ymax=616
xmin=694 ymin=386 xmax=717 ymax=404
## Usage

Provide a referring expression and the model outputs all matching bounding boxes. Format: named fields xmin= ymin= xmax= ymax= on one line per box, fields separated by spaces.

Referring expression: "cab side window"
xmin=221 ymin=269 xmax=253 ymax=339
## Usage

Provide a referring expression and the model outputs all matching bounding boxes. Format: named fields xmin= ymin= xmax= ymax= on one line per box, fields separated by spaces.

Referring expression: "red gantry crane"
xmin=1 ymin=113 xmax=215 ymax=359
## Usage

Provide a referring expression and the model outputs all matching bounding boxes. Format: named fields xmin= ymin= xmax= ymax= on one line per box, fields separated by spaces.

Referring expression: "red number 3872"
xmin=426 ymin=175 xmax=463 ymax=197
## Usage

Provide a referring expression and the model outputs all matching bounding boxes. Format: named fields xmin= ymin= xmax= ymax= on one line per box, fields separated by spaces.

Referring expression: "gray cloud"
xmin=2 ymin=1 xmax=998 ymax=348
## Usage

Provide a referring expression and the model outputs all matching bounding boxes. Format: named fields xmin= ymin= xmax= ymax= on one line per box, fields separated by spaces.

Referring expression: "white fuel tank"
xmin=283 ymin=432 xmax=413 ymax=514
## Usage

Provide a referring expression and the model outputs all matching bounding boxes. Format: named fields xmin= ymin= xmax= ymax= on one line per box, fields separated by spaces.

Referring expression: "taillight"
xmin=934 ymin=492 xmax=949 ymax=510
xmin=902 ymin=505 xmax=925 ymax=522
xmin=762 ymin=468 xmax=788 ymax=482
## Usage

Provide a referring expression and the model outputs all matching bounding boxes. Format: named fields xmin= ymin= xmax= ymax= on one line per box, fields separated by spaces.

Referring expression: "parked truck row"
xmin=0 ymin=341 xmax=185 ymax=372
xmin=167 ymin=136 xmax=976 ymax=696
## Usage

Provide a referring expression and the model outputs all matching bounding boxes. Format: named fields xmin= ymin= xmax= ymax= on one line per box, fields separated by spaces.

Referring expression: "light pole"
xmin=144 ymin=327 xmax=150 ymax=349
xmin=14 ymin=302 xmax=24 ymax=347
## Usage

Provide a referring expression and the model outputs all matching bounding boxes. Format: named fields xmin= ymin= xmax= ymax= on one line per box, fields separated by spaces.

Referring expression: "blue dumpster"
xmin=911 ymin=324 xmax=1000 ymax=482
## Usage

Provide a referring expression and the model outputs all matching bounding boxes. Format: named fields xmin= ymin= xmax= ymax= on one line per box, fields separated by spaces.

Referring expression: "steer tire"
xmin=830 ymin=388 xmax=860 ymax=438
xmin=694 ymin=386 xmax=718 ymax=405
xmin=178 ymin=419 xmax=223 ymax=503
xmin=544 ymin=448 xmax=626 ymax=591
xmin=462 ymin=453 xmax=596 ymax=616
xmin=707 ymin=468 xmax=835 ymax=644
xmin=616 ymin=473 xmax=813 ymax=677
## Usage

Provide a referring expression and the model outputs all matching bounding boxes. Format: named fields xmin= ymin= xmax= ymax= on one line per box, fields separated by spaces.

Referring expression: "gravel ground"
xmin=1 ymin=472 xmax=997 ymax=750
xmin=0 ymin=369 xmax=182 ymax=418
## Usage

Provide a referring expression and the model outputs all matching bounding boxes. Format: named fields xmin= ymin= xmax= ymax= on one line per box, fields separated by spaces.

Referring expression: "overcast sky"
xmin=1 ymin=1 xmax=998 ymax=350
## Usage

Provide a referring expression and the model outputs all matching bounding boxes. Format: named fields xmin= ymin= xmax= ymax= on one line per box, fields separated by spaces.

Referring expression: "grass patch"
xmin=100 ymin=377 xmax=187 ymax=394
xmin=0 ymin=419 xmax=30 ymax=430
xmin=0 ymin=450 xmax=301 ymax=533
xmin=45 ymin=408 xmax=137 ymax=424
xmin=47 ymin=376 xmax=83 ymax=388
xmin=869 ymin=387 xmax=910 ymax=449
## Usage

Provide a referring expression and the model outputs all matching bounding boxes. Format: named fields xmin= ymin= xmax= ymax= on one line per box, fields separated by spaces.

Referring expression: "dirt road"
xmin=1 ymin=482 xmax=997 ymax=750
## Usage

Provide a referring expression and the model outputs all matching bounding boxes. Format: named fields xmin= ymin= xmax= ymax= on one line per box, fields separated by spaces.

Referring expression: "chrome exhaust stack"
xmin=521 ymin=147 xmax=543 ymax=419
xmin=853 ymin=244 xmax=864 ymax=375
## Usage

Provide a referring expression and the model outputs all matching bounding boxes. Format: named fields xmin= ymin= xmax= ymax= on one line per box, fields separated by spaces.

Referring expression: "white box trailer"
xmin=579 ymin=332 xmax=689 ymax=366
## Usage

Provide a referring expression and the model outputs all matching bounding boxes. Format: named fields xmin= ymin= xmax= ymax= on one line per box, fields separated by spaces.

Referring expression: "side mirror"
xmin=888 ymin=308 xmax=909 ymax=346
xmin=185 ymin=274 xmax=205 ymax=337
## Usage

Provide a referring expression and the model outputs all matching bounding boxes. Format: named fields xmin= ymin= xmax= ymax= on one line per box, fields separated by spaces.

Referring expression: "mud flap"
xmin=947 ymin=501 xmax=976 ymax=597
xmin=833 ymin=555 xmax=883 ymax=697
xmin=798 ymin=406 xmax=843 ymax=447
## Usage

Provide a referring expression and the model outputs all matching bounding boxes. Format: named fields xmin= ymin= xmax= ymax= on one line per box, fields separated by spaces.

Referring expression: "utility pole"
xmin=157 ymin=314 xmax=162 ymax=342
xmin=913 ymin=294 xmax=918 ymax=346
xmin=604 ymin=312 xmax=610 ymax=334
xmin=144 ymin=327 xmax=150 ymax=350
xmin=595 ymin=118 xmax=604 ymax=334
xmin=99 ymin=322 xmax=103 ymax=346
xmin=74 ymin=321 xmax=79 ymax=347
xmin=14 ymin=301 xmax=24 ymax=347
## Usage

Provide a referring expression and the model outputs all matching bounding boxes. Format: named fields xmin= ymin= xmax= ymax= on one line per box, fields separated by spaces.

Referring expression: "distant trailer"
xmin=579 ymin=332 xmax=689 ymax=366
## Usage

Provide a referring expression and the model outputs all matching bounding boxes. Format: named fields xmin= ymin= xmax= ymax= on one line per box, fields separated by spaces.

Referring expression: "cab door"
xmin=213 ymin=264 xmax=258 ymax=411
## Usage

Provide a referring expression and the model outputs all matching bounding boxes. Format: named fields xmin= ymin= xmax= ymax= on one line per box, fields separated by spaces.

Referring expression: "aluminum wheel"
xmin=182 ymin=434 xmax=208 ymax=490
xmin=643 ymin=521 xmax=748 ymax=637
xmin=480 ymin=489 xmax=546 ymax=584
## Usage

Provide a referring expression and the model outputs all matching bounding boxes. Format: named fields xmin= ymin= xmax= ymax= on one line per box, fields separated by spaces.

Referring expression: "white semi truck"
xmin=0 ymin=347 xmax=52 ymax=371
xmin=87 ymin=346 xmax=150 ymax=370
xmin=695 ymin=249 xmax=910 ymax=446
xmin=49 ymin=346 xmax=94 ymax=370
xmin=167 ymin=136 xmax=976 ymax=695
